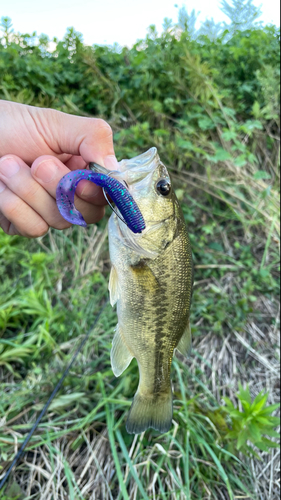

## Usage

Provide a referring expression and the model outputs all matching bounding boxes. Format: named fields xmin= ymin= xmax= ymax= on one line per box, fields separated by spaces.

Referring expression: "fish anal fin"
xmin=111 ymin=324 xmax=133 ymax=377
xmin=108 ymin=265 xmax=119 ymax=306
xmin=126 ymin=388 xmax=173 ymax=435
xmin=176 ymin=321 xmax=192 ymax=358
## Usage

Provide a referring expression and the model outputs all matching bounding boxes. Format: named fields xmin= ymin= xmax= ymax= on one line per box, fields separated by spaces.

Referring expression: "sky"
xmin=0 ymin=0 xmax=280 ymax=47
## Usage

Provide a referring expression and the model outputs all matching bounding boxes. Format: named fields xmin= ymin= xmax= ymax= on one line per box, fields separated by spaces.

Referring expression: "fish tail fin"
xmin=126 ymin=387 xmax=173 ymax=435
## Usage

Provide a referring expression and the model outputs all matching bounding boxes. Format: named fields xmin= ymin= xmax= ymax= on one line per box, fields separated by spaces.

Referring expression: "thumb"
xmin=31 ymin=107 xmax=119 ymax=170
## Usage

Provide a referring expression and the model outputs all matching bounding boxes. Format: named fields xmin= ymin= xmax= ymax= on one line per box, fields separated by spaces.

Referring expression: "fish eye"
xmin=156 ymin=179 xmax=171 ymax=196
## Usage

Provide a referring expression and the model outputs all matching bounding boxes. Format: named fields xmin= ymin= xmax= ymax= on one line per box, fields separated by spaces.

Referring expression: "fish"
xmin=104 ymin=147 xmax=193 ymax=435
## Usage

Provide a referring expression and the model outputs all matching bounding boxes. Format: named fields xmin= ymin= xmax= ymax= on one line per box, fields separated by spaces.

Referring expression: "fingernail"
xmin=104 ymin=155 xmax=119 ymax=171
xmin=34 ymin=160 xmax=58 ymax=183
xmin=0 ymin=157 xmax=20 ymax=178
xmin=0 ymin=180 xmax=6 ymax=193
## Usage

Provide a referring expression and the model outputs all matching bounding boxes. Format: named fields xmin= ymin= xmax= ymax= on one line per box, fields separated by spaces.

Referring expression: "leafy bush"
xmin=223 ymin=384 xmax=280 ymax=456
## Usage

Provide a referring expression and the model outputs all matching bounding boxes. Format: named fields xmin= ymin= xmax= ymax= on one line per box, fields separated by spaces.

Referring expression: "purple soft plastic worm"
xmin=56 ymin=170 xmax=146 ymax=234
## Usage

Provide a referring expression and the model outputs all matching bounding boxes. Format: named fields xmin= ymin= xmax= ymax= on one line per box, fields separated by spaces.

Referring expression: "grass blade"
xmin=116 ymin=429 xmax=150 ymax=500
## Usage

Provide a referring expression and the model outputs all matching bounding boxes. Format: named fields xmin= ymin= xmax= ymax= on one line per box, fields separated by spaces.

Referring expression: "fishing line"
xmin=0 ymin=299 xmax=109 ymax=491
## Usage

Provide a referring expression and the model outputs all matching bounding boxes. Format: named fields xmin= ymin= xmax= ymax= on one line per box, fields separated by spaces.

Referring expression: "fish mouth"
xmin=91 ymin=148 xmax=168 ymax=257
xmin=109 ymin=148 xmax=172 ymax=257
xmin=111 ymin=148 xmax=159 ymax=186
xmin=119 ymin=147 xmax=157 ymax=172
xmin=90 ymin=147 xmax=159 ymax=191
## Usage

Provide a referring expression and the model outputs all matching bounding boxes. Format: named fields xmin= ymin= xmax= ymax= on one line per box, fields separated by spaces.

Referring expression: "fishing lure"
xmin=56 ymin=165 xmax=145 ymax=234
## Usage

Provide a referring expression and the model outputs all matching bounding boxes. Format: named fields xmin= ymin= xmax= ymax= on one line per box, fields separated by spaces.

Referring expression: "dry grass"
xmin=193 ymin=310 xmax=280 ymax=499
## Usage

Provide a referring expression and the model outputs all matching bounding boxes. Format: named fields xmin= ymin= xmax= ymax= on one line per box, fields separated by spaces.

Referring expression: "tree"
xmin=198 ymin=18 xmax=223 ymax=41
xmin=220 ymin=0 xmax=263 ymax=31
xmin=162 ymin=17 xmax=173 ymax=32
xmin=0 ymin=16 xmax=13 ymax=46
xmin=175 ymin=0 xmax=263 ymax=41
xmin=177 ymin=6 xmax=200 ymax=38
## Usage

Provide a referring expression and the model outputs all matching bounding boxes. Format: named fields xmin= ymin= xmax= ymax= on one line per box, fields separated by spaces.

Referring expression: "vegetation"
xmin=0 ymin=3 xmax=280 ymax=499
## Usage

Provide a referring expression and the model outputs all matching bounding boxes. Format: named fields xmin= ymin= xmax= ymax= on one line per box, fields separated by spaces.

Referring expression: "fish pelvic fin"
xmin=111 ymin=324 xmax=134 ymax=377
xmin=176 ymin=320 xmax=192 ymax=358
xmin=126 ymin=387 xmax=173 ymax=435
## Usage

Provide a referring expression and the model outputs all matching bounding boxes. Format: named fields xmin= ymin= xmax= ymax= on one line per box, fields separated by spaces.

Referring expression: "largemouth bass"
xmin=107 ymin=147 xmax=193 ymax=434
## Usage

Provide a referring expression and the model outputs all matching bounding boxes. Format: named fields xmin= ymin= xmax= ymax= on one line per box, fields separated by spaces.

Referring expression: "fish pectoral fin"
xmin=176 ymin=321 xmax=192 ymax=358
xmin=108 ymin=265 xmax=119 ymax=306
xmin=111 ymin=325 xmax=134 ymax=377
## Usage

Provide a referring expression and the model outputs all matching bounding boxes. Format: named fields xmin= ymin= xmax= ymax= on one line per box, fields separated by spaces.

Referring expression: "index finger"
xmin=29 ymin=107 xmax=119 ymax=170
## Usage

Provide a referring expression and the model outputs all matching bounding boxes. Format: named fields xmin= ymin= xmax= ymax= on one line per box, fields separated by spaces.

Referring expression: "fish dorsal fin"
xmin=108 ymin=266 xmax=119 ymax=306
xmin=176 ymin=321 xmax=192 ymax=358
xmin=111 ymin=324 xmax=134 ymax=377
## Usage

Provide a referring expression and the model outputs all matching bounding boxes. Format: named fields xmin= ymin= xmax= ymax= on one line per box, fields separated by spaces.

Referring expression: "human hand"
xmin=0 ymin=100 xmax=118 ymax=237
